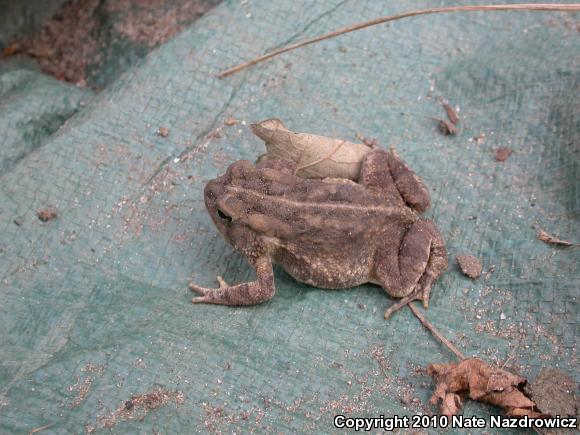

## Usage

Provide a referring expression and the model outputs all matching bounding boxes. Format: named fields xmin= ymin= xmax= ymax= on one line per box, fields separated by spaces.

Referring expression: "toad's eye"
xmin=217 ymin=209 xmax=232 ymax=222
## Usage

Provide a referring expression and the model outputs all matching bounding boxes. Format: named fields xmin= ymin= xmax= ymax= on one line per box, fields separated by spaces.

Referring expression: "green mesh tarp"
xmin=0 ymin=1 xmax=578 ymax=433
xmin=0 ymin=59 xmax=93 ymax=174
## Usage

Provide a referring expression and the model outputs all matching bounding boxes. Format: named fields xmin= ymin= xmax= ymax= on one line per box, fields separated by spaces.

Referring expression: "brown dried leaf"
xmin=427 ymin=358 xmax=539 ymax=417
xmin=494 ymin=147 xmax=512 ymax=161
xmin=251 ymin=119 xmax=371 ymax=180
xmin=505 ymin=407 xmax=546 ymax=418
xmin=436 ymin=119 xmax=458 ymax=136
xmin=537 ymin=229 xmax=573 ymax=247
xmin=441 ymin=101 xmax=460 ymax=125
xmin=484 ymin=389 xmax=535 ymax=410
xmin=441 ymin=393 xmax=462 ymax=415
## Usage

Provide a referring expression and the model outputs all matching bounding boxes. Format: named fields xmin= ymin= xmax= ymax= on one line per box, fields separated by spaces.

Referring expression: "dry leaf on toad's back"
xmin=251 ymin=119 xmax=372 ymax=180
xmin=427 ymin=358 xmax=545 ymax=417
xmin=355 ymin=132 xmax=379 ymax=147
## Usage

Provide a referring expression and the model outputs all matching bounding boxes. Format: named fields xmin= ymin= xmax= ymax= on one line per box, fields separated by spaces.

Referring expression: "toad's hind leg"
xmin=374 ymin=220 xmax=447 ymax=319
xmin=359 ymin=148 xmax=431 ymax=213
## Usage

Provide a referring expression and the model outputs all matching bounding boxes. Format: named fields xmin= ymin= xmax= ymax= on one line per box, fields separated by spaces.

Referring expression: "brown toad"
xmin=190 ymin=148 xmax=447 ymax=318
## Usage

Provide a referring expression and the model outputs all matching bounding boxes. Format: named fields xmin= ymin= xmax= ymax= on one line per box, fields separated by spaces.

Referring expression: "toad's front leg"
xmin=190 ymin=256 xmax=275 ymax=306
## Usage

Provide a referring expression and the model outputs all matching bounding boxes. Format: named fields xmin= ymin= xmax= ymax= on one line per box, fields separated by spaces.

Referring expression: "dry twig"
xmin=29 ymin=424 xmax=55 ymax=435
xmin=218 ymin=4 xmax=580 ymax=77
xmin=407 ymin=303 xmax=466 ymax=361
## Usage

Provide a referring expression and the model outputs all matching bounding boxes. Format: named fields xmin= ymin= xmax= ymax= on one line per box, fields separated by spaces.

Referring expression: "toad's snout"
xmin=203 ymin=178 xmax=224 ymax=213
xmin=203 ymin=178 xmax=240 ymax=223
xmin=204 ymin=178 xmax=221 ymax=201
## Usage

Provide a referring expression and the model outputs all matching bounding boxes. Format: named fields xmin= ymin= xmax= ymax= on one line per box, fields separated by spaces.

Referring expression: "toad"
xmin=190 ymin=148 xmax=447 ymax=318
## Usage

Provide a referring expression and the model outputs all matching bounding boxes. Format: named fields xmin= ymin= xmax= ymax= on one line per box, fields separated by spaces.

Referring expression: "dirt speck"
xmin=70 ymin=377 xmax=94 ymax=408
xmin=472 ymin=133 xmax=486 ymax=144
xmin=456 ymin=254 xmax=482 ymax=279
xmin=87 ymin=388 xmax=185 ymax=433
xmin=37 ymin=208 xmax=58 ymax=222
xmin=224 ymin=117 xmax=238 ymax=126
xmin=156 ymin=126 xmax=170 ymax=138
xmin=68 ymin=363 xmax=105 ymax=409
xmin=494 ymin=147 xmax=512 ymax=161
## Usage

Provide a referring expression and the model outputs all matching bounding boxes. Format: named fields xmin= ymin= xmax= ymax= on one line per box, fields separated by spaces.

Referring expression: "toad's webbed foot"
xmin=375 ymin=219 xmax=448 ymax=319
xmin=190 ymin=257 xmax=275 ymax=306
xmin=189 ymin=275 xmax=229 ymax=298
xmin=383 ymin=287 xmax=426 ymax=319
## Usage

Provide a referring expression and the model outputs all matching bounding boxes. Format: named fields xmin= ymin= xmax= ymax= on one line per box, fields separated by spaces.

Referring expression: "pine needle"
xmin=218 ymin=4 xmax=580 ymax=78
